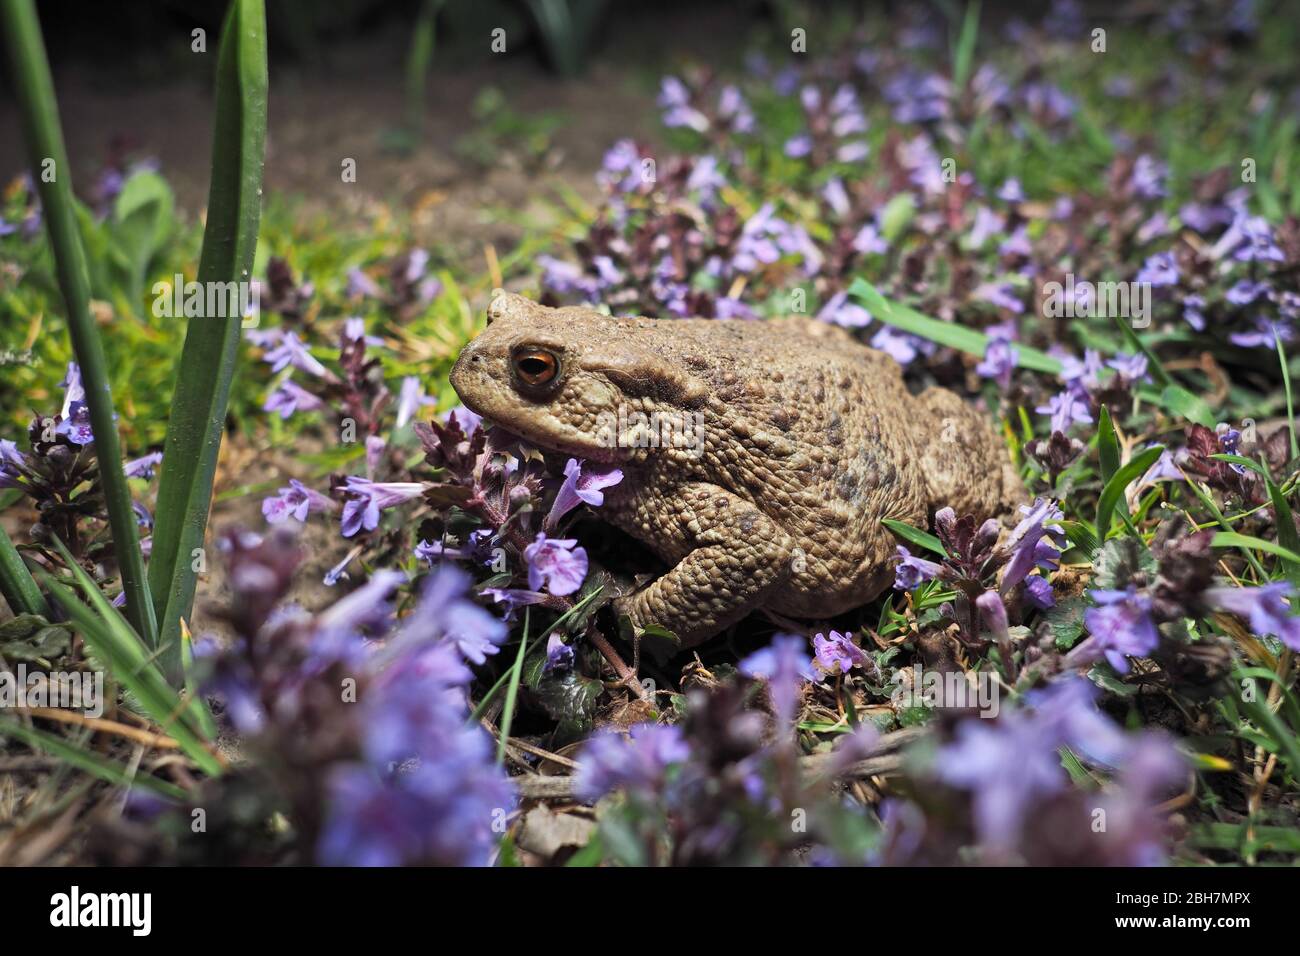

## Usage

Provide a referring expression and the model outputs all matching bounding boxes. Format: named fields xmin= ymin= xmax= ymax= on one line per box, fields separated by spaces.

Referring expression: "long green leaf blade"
xmin=0 ymin=720 xmax=187 ymax=800
xmin=149 ymin=0 xmax=269 ymax=682
xmin=0 ymin=524 xmax=50 ymax=618
xmin=1095 ymin=445 xmax=1165 ymax=539
xmin=0 ymin=0 xmax=156 ymax=644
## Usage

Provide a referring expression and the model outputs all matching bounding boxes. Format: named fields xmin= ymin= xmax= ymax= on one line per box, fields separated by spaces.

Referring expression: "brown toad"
xmin=450 ymin=292 xmax=1022 ymax=649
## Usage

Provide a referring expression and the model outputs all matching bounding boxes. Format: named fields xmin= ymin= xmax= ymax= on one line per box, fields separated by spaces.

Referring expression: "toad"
xmin=450 ymin=292 xmax=1022 ymax=649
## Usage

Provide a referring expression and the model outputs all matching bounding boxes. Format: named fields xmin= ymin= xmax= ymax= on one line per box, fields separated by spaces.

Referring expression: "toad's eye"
xmin=512 ymin=347 xmax=560 ymax=387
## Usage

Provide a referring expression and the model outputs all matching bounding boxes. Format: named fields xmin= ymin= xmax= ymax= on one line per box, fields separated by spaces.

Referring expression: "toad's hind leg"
xmin=913 ymin=388 xmax=1025 ymax=519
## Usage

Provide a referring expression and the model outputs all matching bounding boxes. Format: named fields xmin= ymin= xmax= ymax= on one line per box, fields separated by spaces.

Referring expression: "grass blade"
xmin=1210 ymin=531 xmax=1300 ymax=567
xmin=848 ymin=278 xmax=1063 ymax=374
xmin=881 ymin=518 xmax=948 ymax=557
xmin=1 ymin=0 xmax=156 ymax=644
xmin=41 ymin=573 xmax=222 ymax=776
xmin=0 ymin=720 xmax=187 ymax=800
xmin=149 ymin=0 xmax=269 ymax=682
xmin=1276 ymin=327 xmax=1299 ymax=461
xmin=496 ymin=607 xmax=530 ymax=765
xmin=0 ymin=524 xmax=50 ymax=618
xmin=951 ymin=1 xmax=981 ymax=91
xmin=1097 ymin=405 xmax=1120 ymax=483
xmin=1095 ymin=445 xmax=1165 ymax=539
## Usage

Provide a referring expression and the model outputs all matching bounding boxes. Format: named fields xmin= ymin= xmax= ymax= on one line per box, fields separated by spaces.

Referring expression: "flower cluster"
xmin=195 ymin=528 xmax=514 ymax=866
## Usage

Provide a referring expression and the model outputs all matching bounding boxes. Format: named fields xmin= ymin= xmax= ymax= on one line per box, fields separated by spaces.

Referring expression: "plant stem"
xmin=1 ymin=0 xmax=156 ymax=643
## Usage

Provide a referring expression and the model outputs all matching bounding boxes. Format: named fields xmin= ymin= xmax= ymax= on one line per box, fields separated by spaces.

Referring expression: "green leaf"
xmin=1 ymin=0 xmax=156 ymax=644
xmin=1265 ymin=475 xmax=1300 ymax=590
xmin=1045 ymin=595 xmax=1087 ymax=650
xmin=1210 ymin=531 xmax=1300 ymax=567
xmin=848 ymin=278 xmax=1063 ymax=374
xmin=149 ymin=0 xmax=269 ymax=683
xmin=0 ymin=720 xmax=187 ymax=800
xmin=1092 ymin=536 xmax=1157 ymax=591
xmin=950 ymin=1 xmax=981 ymax=92
xmin=1095 ymin=445 xmax=1164 ymax=538
xmin=881 ymin=518 xmax=947 ymax=557
xmin=1060 ymin=520 xmax=1099 ymax=556
xmin=1209 ymin=453 xmax=1268 ymax=476
xmin=0 ymin=614 xmax=72 ymax=662
xmin=1158 ymin=384 xmax=1215 ymax=428
xmin=1097 ymin=405 xmax=1120 ymax=483
xmin=0 ymin=524 xmax=51 ymax=619
xmin=40 ymin=562 xmax=221 ymax=777
xmin=878 ymin=193 xmax=917 ymax=243
xmin=110 ymin=169 xmax=175 ymax=303
xmin=1275 ymin=326 xmax=1300 ymax=460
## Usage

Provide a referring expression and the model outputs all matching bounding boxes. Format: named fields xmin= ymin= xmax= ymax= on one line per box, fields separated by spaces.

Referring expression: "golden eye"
xmin=512 ymin=347 xmax=560 ymax=387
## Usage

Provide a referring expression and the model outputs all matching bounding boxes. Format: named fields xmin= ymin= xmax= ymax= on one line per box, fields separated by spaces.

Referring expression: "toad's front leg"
xmin=611 ymin=482 xmax=793 ymax=649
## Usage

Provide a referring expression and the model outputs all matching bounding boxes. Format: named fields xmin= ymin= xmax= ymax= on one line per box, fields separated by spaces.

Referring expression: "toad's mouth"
xmin=452 ymin=389 xmax=625 ymax=465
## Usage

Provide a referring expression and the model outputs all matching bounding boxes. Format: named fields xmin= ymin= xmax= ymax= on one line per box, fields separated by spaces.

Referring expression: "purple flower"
xmin=717 ymin=84 xmax=755 ymax=133
xmin=263 ymin=330 xmax=329 ymax=377
xmin=975 ymin=333 xmax=1019 ymax=387
xmin=974 ymin=282 xmax=1025 ymax=316
xmin=1138 ymin=448 xmax=1184 ymax=487
xmin=1002 ymin=498 xmax=1065 ymax=591
xmin=817 ymin=290 xmax=872 ymax=328
xmin=977 ymin=590 xmax=1012 ymax=644
xmin=1130 ymin=155 xmax=1168 ymax=199
xmin=0 ymin=440 xmax=27 ymax=488
xmin=1107 ymin=352 xmax=1149 ymax=386
xmin=1206 ymin=582 xmax=1300 ymax=651
xmin=263 ymin=379 xmax=325 ymax=419
xmin=1025 ymin=574 xmax=1055 ymax=610
xmin=1081 ymin=587 xmax=1159 ymax=673
xmin=391 ymin=564 xmax=508 ymax=666
xmin=1225 ymin=279 xmax=1268 ymax=305
xmin=999 ymin=225 xmax=1032 ymax=258
xmin=545 ymin=633 xmax=574 ymax=673
xmin=263 ymin=478 xmax=336 ymax=524
xmin=657 ymin=76 xmax=708 ymax=132
xmin=811 ymin=630 xmax=868 ymax=677
xmin=871 ymin=326 xmax=928 ymax=365
xmin=739 ymin=633 xmax=811 ymax=726
xmin=1216 ymin=214 xmax=1285 ymax=263
xmin=55 ymin=362 xmax=94 ymax=446
xmin=523 ymin=532 xmax=588 ymax=596
xmin=936 ymin=710 xmax=1066 ymax=851
xmin=1059 ymin=348 xmax=1104 ymax=392
xmin=574 ymin=723 xmax=690 ymax=802
xmin=996 ymin=178 xmax=1025 ymax=203
xmin=1035 ymin=390 xmax=1093 ymax=434
xmin=852 ymin=223 xmax=888 ymax=256
xmin=124 ymin=451 xmax=163 ymax=480
xmin=1136 ymin=251 xmax=1179 ymax=287
xmin=968 ymin=206 xmax=1004 ymax=247
xmin=1182 ymin=293 xmax=1206 ymax=331
xmin=546 ymin=457 xmax=624 ymax=530
xmin=346 ymin=267 xmax=381 ymax=299
xmin=395 ymin=376 xmax=435 ymax=429
xmin=339 ymin=477 xmax=427 ymax=537
xmin=894 ymin=546 xmax=942 ymax=590
xmin=1230 ymin=318 xmax=1292 ymax=349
